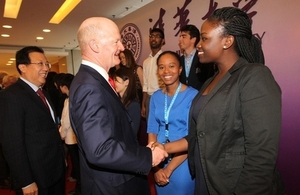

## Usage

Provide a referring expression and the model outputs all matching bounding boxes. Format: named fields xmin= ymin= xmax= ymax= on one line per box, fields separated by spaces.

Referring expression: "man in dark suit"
xmin=69 ymin=17 xmax=167 ymax=195
xmin=178 ymin=25 xmax=215 ymax=90
xmin=0 ymin=46 xmax=65 ymax=195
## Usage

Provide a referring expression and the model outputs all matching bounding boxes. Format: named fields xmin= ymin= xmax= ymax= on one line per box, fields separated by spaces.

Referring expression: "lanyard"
xmin=164 ymin=82 xmax=182 ymax=142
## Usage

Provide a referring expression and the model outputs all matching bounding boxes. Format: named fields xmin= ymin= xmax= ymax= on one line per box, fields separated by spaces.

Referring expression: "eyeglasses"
xmin=149 ymin=34 xmax=162 ymax=39
xmin=28 ymin=62 xmax=51 ymax=69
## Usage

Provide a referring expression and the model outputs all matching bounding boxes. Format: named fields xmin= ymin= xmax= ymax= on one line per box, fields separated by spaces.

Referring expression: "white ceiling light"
xmin=3 ymin=0 xmax=23 ymax=19
xmin=49 ymin=0 xmax=82 ymax=24
xmin=2 ymin=25 xmax=12 ymax=29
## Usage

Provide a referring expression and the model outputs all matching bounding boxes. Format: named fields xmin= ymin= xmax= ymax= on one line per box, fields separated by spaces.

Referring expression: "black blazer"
xmin=0 ymin=79 xmax=65 ymax=189
xmin=69 ymin=65 xmax=152 ymax=194
xmin=180 ymin=54 xmax=215 ymax=90
xmin=188 ymin=58 xmax=284 ymax=194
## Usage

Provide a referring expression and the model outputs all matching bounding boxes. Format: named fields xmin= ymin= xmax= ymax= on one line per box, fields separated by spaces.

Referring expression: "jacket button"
xmin=199 ymin=132 xmax=205 ymax=138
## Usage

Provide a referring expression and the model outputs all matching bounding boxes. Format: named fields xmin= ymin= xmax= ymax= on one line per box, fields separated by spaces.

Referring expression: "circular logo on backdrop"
xmin=120 ymin=23 xmax=142 ymax=62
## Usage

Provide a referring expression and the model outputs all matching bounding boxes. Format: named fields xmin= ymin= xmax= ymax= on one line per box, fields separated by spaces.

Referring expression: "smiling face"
xmin=100 ymin=26 xmax=124 ymax=69
xmin=79 ymin=17 xmax=124 ymax=71
xmin=18 ymin=52 xmax=49 ymax=87
xmin=119 ymin=52 xmax=127 ymax=66
xmin=197 ymin=20 xmax=227 ymax=64
xmin=157 ymin=52 xmax=182 ymax=87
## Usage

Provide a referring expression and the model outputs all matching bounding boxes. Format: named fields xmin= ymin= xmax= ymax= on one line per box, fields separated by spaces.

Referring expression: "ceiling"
xmin=0 ymin=0 xmax=154 ymax=73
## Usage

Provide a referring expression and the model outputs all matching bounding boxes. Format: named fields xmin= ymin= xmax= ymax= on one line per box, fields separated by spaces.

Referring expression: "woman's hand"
xmin=153 ymin=167 xmax=169 ymax=186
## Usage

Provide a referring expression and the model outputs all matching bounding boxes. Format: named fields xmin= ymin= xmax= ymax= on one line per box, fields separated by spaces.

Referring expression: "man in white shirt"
xmin=141 ymin=28 xmax=165 ymax=120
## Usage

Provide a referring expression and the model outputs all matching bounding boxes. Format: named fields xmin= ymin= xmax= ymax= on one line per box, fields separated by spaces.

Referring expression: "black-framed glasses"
xmin=28 ymin=62 xmax=51 ymax=69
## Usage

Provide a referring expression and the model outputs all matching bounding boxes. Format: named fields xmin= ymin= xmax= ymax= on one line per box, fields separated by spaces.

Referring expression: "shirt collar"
xmin=20 ymin=77 xmax=39 ymax=92
xmin=148 ymin=50 xmax=163 ymax=58
xmin=82 ymin=60 xmax=109 ymax=81
xmin=184 ymin=48 xmax=196 ymax=58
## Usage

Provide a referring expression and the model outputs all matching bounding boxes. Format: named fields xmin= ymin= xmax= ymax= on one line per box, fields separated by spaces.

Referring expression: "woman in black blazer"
xmin=154 ymin=7 xmax=284 ymax=195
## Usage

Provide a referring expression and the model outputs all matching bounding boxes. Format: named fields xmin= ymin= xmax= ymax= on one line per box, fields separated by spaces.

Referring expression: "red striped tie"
xmin=36 ymin=88 xmax=49 ymax=110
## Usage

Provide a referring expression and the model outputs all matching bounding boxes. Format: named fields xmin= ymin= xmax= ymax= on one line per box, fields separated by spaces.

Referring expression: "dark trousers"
xmin=0 ymin=144 xmax=9 ymax=181
xmin=66 ymin=144 xmax=81 ymax=190
xmin=15 ymin=172 xmax=65 ymax=195
xmin=122 ymin=175 xmax=150 ymax=195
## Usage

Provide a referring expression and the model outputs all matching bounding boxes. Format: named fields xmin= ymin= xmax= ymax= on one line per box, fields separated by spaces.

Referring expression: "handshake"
xmin=147 ymin=142 xmax=168 ymax=167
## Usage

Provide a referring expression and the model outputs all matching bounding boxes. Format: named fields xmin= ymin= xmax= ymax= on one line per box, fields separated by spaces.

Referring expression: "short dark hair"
xmin=57 ymin=73 xmax=74 ymax=89
xmin=15 ymin=46 xmax=44 ymax=74
xmin=150 ymin=28 xmax=165 ymax=39
xmin=157 ymin=51 xmax=182 ymax=67
xmin=180 ymin=24 xmax=200 ymax=47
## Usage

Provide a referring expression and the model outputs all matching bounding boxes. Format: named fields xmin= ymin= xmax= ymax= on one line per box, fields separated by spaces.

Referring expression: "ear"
xmin=162 ymin=39 xmax=165 ymax=46
xmin=191 ymin=36 xmax=197 ymax=44
xmin=179 ymin=65 xmax=183 ymax=75
xmin=124 ymin=79 xmax=129 ymax=86
xmin=223 ymin=35 xmax=234 ymax=49
xmin=18 ymin=64 xmax=26 ymax=74
xmin=89 ymin=39 xmax=99 ymax=53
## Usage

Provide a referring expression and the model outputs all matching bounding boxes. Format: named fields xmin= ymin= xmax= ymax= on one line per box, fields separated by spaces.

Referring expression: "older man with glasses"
xmin=0 ymin=46 xmax=65 ymax=195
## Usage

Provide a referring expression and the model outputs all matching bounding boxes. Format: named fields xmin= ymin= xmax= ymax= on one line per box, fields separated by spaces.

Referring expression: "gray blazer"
xmin=188 ymin=58 xmax=284 ymax=194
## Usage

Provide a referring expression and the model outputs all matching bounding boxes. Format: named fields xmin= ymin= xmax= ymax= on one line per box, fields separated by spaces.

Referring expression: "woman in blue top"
xmin=147 ymin=51 xmax=198 ymax=195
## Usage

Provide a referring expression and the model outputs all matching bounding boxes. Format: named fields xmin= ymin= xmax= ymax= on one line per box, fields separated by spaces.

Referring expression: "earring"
xmin=223 ymin=46 xmax=227 ymax=49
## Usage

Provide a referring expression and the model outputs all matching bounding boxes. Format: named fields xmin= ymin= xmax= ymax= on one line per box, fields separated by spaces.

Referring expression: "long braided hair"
xmin=208 ymin=7 xmax=264 ymax=64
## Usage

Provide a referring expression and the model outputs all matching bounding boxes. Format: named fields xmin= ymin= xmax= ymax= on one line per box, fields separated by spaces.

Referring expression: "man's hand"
xmin=147 ymin=142 xmax=168 ymax=167
xmin=151 ymin=142 xmax=165 ymax=151
xmin=22 ymin=182 xmax=38 ymax=195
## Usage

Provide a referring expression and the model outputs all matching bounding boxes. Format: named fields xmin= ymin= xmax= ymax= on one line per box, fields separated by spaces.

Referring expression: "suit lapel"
xmin=193 ymin=58 xmax=246 ymax=115
xmin=17 ymin=79 xmax=55 ymax=116
xmin=81 ymin=65 xmax=124 ymax=108
xmin=180 ymin=56 xmax=187 ymax=80
xmin=189 ymin=55 xmax=199 ymax=78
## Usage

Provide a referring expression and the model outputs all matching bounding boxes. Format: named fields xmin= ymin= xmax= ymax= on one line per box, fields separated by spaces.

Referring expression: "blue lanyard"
xmin=164 ymin=83 xmax=182 ymax=142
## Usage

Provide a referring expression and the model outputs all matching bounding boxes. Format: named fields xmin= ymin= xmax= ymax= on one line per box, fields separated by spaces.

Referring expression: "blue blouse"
xmin=147 ymin=86 xmax=198 ymax=143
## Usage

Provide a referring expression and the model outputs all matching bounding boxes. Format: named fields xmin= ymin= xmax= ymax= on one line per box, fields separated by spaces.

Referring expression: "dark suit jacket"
xmin=187 ymin=58 xmax=284 ymax=194
xmin=69 ymin=65 xmax=152 ymax=195
xmin=0 ymin=79 xmax=65 ymax=190
xmin=180 ymin=53 xmax=215 ymax=90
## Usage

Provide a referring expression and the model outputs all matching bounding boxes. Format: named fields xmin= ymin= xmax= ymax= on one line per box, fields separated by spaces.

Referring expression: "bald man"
xmin=69 ymin=17 xmax=167 ymax=195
